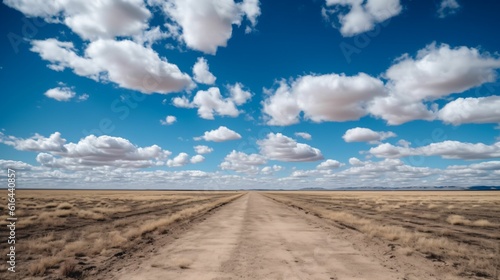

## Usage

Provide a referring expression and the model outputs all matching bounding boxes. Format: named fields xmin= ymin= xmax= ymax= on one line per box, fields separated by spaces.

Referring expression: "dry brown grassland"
xmin=264 ymin=191 xmax=500 ymax=279
xmin=0 ymin=190 xmax=243 ymax=279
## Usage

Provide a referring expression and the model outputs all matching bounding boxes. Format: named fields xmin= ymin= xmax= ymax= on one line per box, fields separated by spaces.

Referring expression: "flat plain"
xmin=0 ymin=190 xmax=499 ymax=279
xmin=264 ymin=191 xmax=500 ymax=279
xmin=0 ymin=190 xmax=242 ymax=279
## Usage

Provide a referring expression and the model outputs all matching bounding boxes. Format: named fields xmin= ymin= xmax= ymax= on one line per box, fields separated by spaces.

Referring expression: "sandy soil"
xmin=107 ymin=192 xmax=465 ymax=280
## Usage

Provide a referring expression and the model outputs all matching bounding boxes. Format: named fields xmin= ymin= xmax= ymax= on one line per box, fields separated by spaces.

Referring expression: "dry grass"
xmin=472 ymin=219 xmax=495 ymax=227
xmin=10 ymin=190 xmax=243 ymax=279
xmin=446 ymin=214 xmax=471 ymax=225
xmin=28 ymin=256 xmax=62 ymax=276
xmin=59 ymin=260 xmax=78 ymax=277
xmin=77 ymin=210 xmax=105 ymax=220
xmin=57 ymin=202 xmax=73 ymax=209
xmin=264 ymin=191 xmax=500 ymax=279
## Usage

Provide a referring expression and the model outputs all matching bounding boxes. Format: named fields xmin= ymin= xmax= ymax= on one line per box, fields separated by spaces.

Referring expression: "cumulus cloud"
xmin=192 ymin=87 xmax=239 ymax=119
xmin=261 ymin=165 xmax=283 ymax=175
xmin=167 ymin=152 xmax=190 ymax=167
xmin=323 ymin=0 xmax=402 ymax=37
xmin=194 ymin=145 xmax=213 ymax=154
xmin=156 ymin=0 xmax=261 ymax=54
xmin=220 ymin=150 xmax=266 ymax=174
xmin=257 ymin=133 xmax=324 ymax=162
xmin=193 ymin=57 xmax=216 ymax=85
xmin=263 ymin=73 xmax=385 ymax=126
xmin=133 ymin=26 xmax=171 ymax=47
xmin=44 ymin=87 xmax=76 ymax=101
xmin=4 ymin=156 xmax=499 ymax=189
xmin=295 ymin=132 xmax=312 ymax=140
xmin=342 ymin=127 xmax=396 ymax=143
xmin=173 ymin=85 xmax=252 ymax=119
xmin=0 ymin=132 xmax=171 ymax=169
xmin=190 ymin=154 xmax=205 ymax=164
xmin=172 ymin=96 xmax=194 ymax=108
xmin=369 ymin=43 xmax=500 ymax=125
xmin=228 ymin=82 xmax=252 ymax=105
xmin=438 ymin=96 xmax=500 ymax=125
xmin=0 ymin=132 xmax=67 ymax=152
xmin=78 ymin=94 xmax=89 ymax=101
xmin=262 ymin=81 xmax=301 ymax=126
xmin=317 ymin=159 xmax=343 ymax=170
xmin=160 ymin=115 xmax=177 ymax=125
xmin=0 ymin=159 xmax=34 ymax=170
xmin=4 ymin=0 xmax=151 ymax=40
xmin=437 ymin=0 xmax=460 ymax=18
xmin=449 ymin=161 xmax=500 ymax=171
xmin=349 ymin=157 xmax=363 ymax=166
xmin=338 ymin=158 xmax=435 ymax=181
xmin=370 ymin=140 xmax=500 ymax=160
xmin=195 ymin=126 xmax=242 ymax=142
xmin=31 ymin=39 xmax=193 ymax=94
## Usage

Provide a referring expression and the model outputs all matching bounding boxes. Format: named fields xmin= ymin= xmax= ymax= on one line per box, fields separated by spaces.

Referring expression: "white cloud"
xmin=193 ymin=57 xmax=216 ymax=85
xmin=438 ymin=96 xmax=500 ymax=125
xmin=239 ymin=0 xmax=261 ymax=33
xmin=31 ymin=39 xmax=193 ymax=94
xmin=349 ymin=157 xmax=363 ymax=166
xmin=450 ymin=161 xmax=500 ymax=171
xmin=323 ymin=0 xmax=402 ymax=37
xmin=342 ymin=127 xmax=396 ymax=143
xmin=228 ymin=82 xmax=252 ymax=105
xmin=194 ymin=145 xmax=213 ymax=154
xmin=172 ymin=96 xmax=194 ymax=108
xmin=3 ymin=156 xmax=499 ymax=189
xmin=295 ymin=132 xmax=312 ymax=140
xmin=317 ymin=159 xmax=343 ymax=170
xmin=370 ymin=140 xmax=500 ymax=160
xmin=192 ymin=87 xmax=239 ymax=119
xmin=167 ymin=152 xmax=190 ymax=167
xmin=220 ymin=150 xmax=266 ymax=174
xmin=195 ymin=126 xmax=242 ymax=142
xmin=173 ymin=85 xmax=251 ymax=120
xmin=257 ymin=133 xmax=324 ymax=162
xmin=160 ymin=115 xmax=177 ymax=125
xmin=263 ymin=73 xmax=385 ymax=126
xmin=261 ymin=165 xmax=282 ymax=175
xmin=78 ymin=94 xmax=89 ymax=101
xmin=0 ymin=132 xmax=171 ymax=169
xmin=368 ymin=95 xmax=436 ymax=125
xmin=437 ymin=0 xmax=460 ymax=18
xmin=369 ymin=43 xmax=500 ymax=125
xmin=134 ymin=26 xmax=171 ymax=47
xmin=44 ymin=87 xmax=76 ymax=101
xmin=190 ymin=154 xmax=205 ymax=164
xmin=262 ymin=81 xmax=301 ymax=126
xmin=4 ymin=0 xmax=151 ymax=41
xmin=338 ymin=158 xmax=435 ymax=181
xmin=0 ymin=159 xmax=34 ymax=170
xmin=0 ymin=132 xmax=67 ymax=152
xmin=156 ymin=0 xmax=261 ymax=54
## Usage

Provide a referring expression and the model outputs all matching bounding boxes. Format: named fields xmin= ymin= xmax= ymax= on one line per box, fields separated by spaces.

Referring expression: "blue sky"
xmin=1 ymin=0 xmax=500 ymax=189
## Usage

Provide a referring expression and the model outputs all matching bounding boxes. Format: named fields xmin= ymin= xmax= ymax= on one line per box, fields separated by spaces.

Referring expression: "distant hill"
xmin=293 ymin=186 xmax=500 ymax=191
xmin=467 ymin=186 xmax=500 ymax=191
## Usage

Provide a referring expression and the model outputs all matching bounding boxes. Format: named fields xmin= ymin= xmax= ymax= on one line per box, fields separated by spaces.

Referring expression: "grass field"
xmin=0 ymin=190 xmax=243 ymax=279
xmin=264 ymin=191 xmax=500 ymax=279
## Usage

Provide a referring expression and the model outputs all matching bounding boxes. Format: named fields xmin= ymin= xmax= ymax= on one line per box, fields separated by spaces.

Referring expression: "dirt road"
xmin=109 ymin=192 xmax=451 ymax=280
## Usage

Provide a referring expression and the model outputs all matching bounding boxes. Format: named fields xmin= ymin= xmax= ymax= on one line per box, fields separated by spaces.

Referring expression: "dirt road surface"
xmin=110 ymin=193 xmax=458 ymax=280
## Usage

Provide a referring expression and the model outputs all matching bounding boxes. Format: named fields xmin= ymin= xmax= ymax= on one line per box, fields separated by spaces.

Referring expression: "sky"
xmin=1 ymin=0 xmax=500 ymax=190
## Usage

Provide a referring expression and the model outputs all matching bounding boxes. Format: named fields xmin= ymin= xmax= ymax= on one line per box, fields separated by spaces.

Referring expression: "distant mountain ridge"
xmin=295 ymin=186 xmax=500 ymax=191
